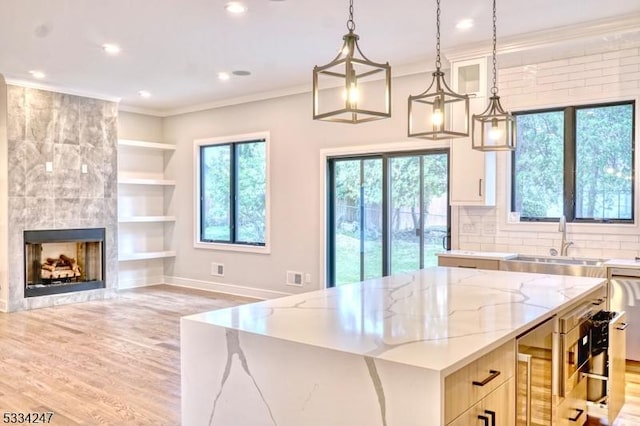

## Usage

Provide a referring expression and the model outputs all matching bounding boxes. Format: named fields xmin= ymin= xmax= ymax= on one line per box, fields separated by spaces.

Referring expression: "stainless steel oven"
xmin=559 ymin=298 xmax=605 ymax=396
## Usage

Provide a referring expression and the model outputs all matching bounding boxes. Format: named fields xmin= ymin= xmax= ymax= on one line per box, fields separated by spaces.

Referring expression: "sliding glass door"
xmin=328 ymin=150 xmax=449 ymax=286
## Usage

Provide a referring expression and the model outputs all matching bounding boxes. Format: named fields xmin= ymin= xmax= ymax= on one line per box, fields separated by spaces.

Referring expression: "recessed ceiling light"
xmin=225 ymin=2 xmax=247 ymax=14
xmin=138 ymin=90 xmax=151 ymax=98
xmin=456 ymin=19 xmax=474 ymax=30
xmin=232 ymin=70 xmax=251 ymax=76
xmin=29 ymin=70 xmax=46 ymax=79
xmin=218 ymin=72 xmax=231 ymax=81
xmin=102 ymin=43 xmax=121 ymax=55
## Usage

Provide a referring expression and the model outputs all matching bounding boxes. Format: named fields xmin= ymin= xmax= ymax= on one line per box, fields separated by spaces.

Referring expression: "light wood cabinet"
xmin=445 ymin=340 xmax=515 ymax=424
xmin=438 ymin=256 xmax=500 ymax=270
xmin=556 ymin=378 xmax=587 ymax=426
xmin=608 ymin=311 xmax=627 ymax=424
xmin=585 ymin=311 xmax=627 ymax=424
xmin=448 ymin=378 xmax=515 ymax=426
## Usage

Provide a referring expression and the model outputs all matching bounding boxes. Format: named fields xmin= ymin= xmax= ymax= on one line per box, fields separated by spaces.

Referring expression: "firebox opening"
xmin=24 ymin=228 xmax=106 ymax=298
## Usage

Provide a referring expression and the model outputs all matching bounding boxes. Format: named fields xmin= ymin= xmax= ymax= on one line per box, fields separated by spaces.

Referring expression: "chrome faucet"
xmin=558 ymin=215 xmax=574 ymax=256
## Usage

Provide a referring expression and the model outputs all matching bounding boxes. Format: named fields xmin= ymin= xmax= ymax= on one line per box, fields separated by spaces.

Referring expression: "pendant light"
xmin=408 ymin=0 xmax=469 ymax=139
xmin=471 ymin=0 xmax=516 ymax=151
xmin=313 ymin=0 xmax=391 ymax=123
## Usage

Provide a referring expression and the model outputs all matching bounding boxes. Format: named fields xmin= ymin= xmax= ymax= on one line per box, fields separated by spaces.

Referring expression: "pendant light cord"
xmin=435 ymin=0 xmax=441 ymax=69
xmin=491 ymin=0 xmax=498 ymax=95
xmin=347 ymin=0 xmax=355 ymax=32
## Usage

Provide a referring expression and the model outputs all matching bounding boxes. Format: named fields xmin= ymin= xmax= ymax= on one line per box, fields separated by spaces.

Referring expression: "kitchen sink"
xmin=501 ymin=255 xmax=608 ymax=277
xmin=512 ymin=255 xmax=607 ymax=266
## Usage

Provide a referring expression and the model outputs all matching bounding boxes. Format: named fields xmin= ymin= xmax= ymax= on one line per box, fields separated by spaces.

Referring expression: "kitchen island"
xmin=181 ymin=267 xmax=606 ymax=426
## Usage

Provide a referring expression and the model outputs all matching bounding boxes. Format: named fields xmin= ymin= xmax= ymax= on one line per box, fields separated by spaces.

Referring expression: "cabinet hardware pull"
xmin=569 ymin=408 xmax=584 ymax=422
xmin=591 ymin=298 xmax=605 ymax=306
xmin=568 ymin=408 xmax=584 ymax=422
xmin=477 ymin=415 xmax=489 ymax=426
xmin=479 ymin=179 xmax=483 ymax=197
xmin=457 ymin=265 xmax=478 ymax=269
xmin=472 ymin=370 xmax=500 ymax=386
xmin=616 ymin=322 xmax=629 ymax=331
xmin=484 ymin=410 xmax=496 ymax=426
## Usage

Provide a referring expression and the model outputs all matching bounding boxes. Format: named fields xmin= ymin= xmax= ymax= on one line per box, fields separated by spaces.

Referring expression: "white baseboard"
xmin=164 ymin=275 xmax=292 ymax=300
xmin=118 ymin=275 xmax=165 ymax=290
xmin=0 ymin=298 xmax=7 ymax=313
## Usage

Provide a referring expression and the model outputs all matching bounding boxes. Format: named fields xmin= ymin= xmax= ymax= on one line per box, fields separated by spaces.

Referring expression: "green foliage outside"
xmin=201 ymin=142 xmax=266 ymax=243
xmin=514 ymin=104 xmax=633 ymax=220
xmin=333 ymin=154 xmax=448 ymax=285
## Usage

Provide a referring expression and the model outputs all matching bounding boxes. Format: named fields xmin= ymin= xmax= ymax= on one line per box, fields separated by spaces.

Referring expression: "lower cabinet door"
xmin=448 ymin=378 xmax=514 ymax=426
xmin=608 ymin=311 xmax=627 ymax=425
xmin=556 ymin=378 xmax=587 ymax=426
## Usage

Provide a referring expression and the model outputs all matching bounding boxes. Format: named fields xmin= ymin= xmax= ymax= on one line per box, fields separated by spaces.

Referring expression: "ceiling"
xmin=1 ymin=0 xmax=639 ymax=116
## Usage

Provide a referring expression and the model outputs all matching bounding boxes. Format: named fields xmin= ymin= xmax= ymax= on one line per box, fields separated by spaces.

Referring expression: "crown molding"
xmin=118 ymin=104 xmax=165 ymax=117
xmin=4 ymin=78 xmax=121 ymax=103
xmin=446 ymin=13 xmax=640 ymax=62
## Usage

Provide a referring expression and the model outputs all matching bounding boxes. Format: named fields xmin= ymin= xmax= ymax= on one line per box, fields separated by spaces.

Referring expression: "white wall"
xmin=162 ymin=72 xmax=442 ymax=296
xmin=457 ymin=42 xmax=640 ymax=259
xmin=0 ymin=75 xmax=8 ymax=311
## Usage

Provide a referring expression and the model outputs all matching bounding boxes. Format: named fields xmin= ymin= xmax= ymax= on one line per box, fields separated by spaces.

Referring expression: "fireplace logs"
xmin=40 ymin=255 xmax=81 ymax=281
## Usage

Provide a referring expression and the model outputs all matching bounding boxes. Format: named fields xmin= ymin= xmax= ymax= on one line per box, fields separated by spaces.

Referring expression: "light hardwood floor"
xmin=1 ymin=285 xmax=639 ymax=425
xmin=0 ymin=285 xmax=254 ymax=425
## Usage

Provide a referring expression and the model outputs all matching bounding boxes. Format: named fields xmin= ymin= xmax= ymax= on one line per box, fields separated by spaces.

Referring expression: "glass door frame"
xmin=326 ymin=148 xmax=451 ymax=287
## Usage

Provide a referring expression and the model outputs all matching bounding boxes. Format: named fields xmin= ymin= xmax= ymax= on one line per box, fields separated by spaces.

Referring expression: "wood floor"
xmin=1 ymin=285 xmax=639 ymax=425
xmin=0 ymin=285 xmax=254 ymax=425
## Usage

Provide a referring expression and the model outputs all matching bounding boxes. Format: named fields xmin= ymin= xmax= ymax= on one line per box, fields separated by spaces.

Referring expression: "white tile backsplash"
xmin=456 ymin=43 xmax=640 ymax=260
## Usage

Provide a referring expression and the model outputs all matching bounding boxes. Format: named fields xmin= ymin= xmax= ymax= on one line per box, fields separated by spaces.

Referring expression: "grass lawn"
xmin=334 ymin=233 xmax=442 ymax=286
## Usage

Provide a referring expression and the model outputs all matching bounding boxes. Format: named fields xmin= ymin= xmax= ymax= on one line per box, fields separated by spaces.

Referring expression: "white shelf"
xmin=118 ymin=177 xmax=176 ymax=186
xmin=118 ymin=216 xmax=176 ymax=223
xmin=119 ymin=250 xmax=177 ymax=261
xmin=118 ymin=139 xmax=176 ymax=151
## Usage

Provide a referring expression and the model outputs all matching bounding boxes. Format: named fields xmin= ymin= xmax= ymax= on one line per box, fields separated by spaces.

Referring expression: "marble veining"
xmin=209 ymin=329 xmax=276 ymax=426
xmin=187 ymin=267 xmax=605 ymax=374
xmin=365 ymin=356 xmax=387 ymax=426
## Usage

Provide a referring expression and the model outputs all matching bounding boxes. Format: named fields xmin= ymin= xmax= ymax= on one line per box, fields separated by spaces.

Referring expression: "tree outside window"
xmin=512 ymin=101 xmax=635 ymax=223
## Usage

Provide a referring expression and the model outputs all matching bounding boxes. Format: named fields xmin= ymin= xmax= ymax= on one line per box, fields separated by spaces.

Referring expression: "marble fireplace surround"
xmin=0 ymin=80 xmax=118 ymax=312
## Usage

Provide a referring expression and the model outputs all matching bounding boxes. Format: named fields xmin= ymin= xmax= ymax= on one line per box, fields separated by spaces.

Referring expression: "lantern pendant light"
xmin=313 ymin=0 xmax=391 ymax=123
xmin=408 ymin=0 xmax=469 ymax=139
xmin=471 ymin=0 xmax=516 ymax=151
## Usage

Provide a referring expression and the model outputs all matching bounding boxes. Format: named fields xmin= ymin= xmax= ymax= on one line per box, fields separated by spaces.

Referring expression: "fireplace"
xmin=24 ymin=228 xmax=106 ymax=298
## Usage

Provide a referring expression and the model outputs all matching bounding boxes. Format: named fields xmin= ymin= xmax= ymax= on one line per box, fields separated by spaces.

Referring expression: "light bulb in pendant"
xmin=432 ymin=97 xmax=444 ymax=127
xmin=342 ymin=68 xmax=359 ymax=107
xmin=488 ymin=118 xmax=502 ymax=141
xmin=343 ymin=82 xmax=359 ymax=107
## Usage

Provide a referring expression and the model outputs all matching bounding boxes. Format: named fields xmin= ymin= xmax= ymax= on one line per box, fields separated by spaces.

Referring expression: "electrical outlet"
xmin=45 ymin=161 xmax=53 ymax=172
xmin=304 ymin=273 xmax=312 ymax=284
xmin=211 ymin=262 xmax=224 ymax=277
xmin=286 ymin=271 xmax=303 ymax=287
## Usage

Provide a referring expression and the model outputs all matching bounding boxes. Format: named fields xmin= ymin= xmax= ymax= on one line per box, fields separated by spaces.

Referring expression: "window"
xmin=327 ymin=150 xmax=450 ymax=286
xmin=195 ymin=132 xmax=269 ymax=251
xmin=512 ymin=101 xmax=635 ymax=223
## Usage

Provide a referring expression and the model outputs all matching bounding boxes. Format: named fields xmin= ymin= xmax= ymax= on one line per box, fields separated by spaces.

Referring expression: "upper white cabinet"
xmin=449 ymin=56 xmax=497 ymax=207
xmin=117 ymin=139 xmax=177 ymax=263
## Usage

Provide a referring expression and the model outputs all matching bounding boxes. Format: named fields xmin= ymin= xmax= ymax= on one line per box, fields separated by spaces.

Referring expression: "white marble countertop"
xmin=605 ymin=258 xmax=640 ymax=269
xmin=185 ymin=267 xmax=605 ymax=375
xmin=436 ymin=250 xmax=518 ymax=260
